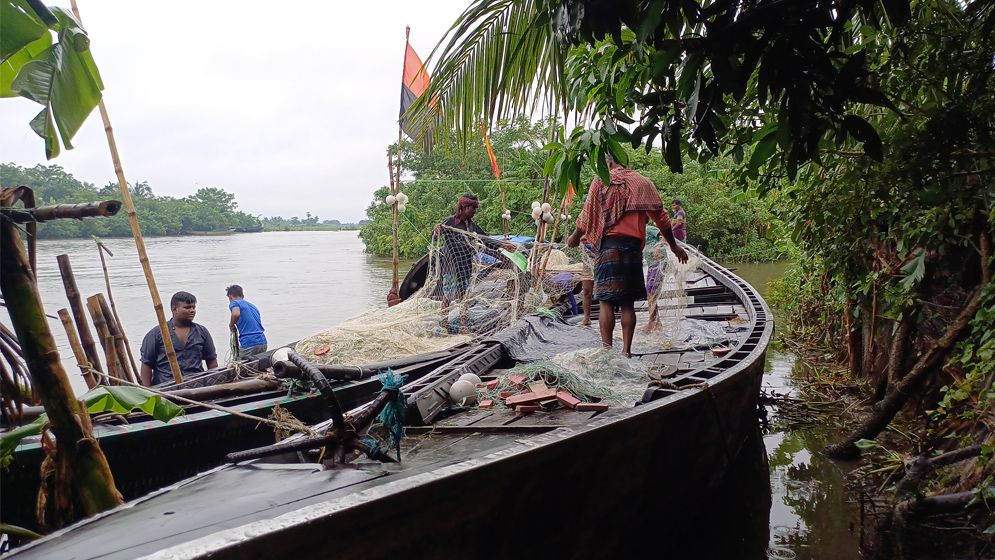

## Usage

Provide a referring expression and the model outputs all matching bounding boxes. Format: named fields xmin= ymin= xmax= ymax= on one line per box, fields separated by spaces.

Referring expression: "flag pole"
xmin=387 ymin=26 xmax=410 ymax=307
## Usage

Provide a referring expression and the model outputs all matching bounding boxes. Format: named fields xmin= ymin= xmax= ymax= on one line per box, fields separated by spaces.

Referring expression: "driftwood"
xmin=826 ymin=289 xmax=984 ymax=459
xmin=2 ymin=200 xmax=121 ymax=223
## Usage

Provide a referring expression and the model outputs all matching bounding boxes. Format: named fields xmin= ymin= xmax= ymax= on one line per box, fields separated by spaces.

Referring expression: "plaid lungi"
xmin=593 ymin=236 xmax=646 ymax=303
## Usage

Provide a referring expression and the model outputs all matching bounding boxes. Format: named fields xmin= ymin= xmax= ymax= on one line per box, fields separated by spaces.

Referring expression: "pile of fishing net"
xmin=294 ymin=298 xmax=476 ymax=365
xmin=484 ymin=347 xmax=654 ymax=406
xmin=295 ymin=227 xmax=559 ymax=366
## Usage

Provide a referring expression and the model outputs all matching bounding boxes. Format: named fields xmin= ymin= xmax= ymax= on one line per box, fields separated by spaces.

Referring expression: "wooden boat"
xmin=6 ymin=247 xmax=772 ymax=558
xmin=229 ymin=225 xmax=264 ymax=233
xmin=0 ymin=344 xmax=470 ymax=534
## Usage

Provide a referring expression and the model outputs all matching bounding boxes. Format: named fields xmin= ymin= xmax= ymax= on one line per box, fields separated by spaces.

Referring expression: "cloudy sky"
xmin=0 ymin=0 xmax=469 ymax=222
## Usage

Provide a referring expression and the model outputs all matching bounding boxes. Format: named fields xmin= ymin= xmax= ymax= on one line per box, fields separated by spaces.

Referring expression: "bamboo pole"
xmin=69 ymin=0 xmax=182 ymax=384
xmin=58 ymin=309 xmax=98 ymax=389
xmin=387 ymin=26 xmax=410 ymax=305
xmin=57 ymin=254 xmax=104 ymax=376
xmin=0 ymin=213 xmax=122 ymax=527
xmin=92 ymin=238 xmax=139 ymax=377
xmin=95 ymin=293 xmax=136 ymax=384
xmin=86 ymin=295 xmax=121 ymax=383
xmin=4 ymin=200 xmax=121 ymax=223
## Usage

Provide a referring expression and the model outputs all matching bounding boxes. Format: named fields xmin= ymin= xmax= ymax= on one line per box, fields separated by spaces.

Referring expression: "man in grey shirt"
xmin=140 ymin=291 xmax=218 ymax=385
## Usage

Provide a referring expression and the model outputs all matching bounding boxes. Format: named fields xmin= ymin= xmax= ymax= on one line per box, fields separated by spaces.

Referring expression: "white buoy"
xmin=531 ymin=207 xmax=543 ymax=220
xmin=397 ymin=203 xmax=407 ymax=213
xmin=541 ymin=202 xmax=551 ymax=212
xmin=560 ymin=213 xmax=568 ymax=221
xmin=272 ymin=347 xmax=292 ymax=363
xmin=449 ymin=379 xmax=477 ymax=405
xmin=458 ymin=372 xmax=482 ymax=386
xmin=531 ymin=201 xmax=541 ymax=209
xmin=542 ymin=212 xmax=554 ymax=224
xmin=397 ymin=192 xmax=409 ymax=204
xmin=385 ymin=194 xmax=396 ymax=205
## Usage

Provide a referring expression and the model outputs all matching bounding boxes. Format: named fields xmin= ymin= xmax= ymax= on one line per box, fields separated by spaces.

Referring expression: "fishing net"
xmin=484 ymin=347 xmax=653 ymax=406
xmin=295 ymin=227 xmax=551 ymax=365
xmin=293 ymin=225 xmax=701 ymax=368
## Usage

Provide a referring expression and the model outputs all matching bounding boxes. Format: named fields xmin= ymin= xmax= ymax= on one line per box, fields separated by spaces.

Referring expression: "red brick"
xmin=576 ymin=402 xmax=609 ymax=412
xmin=556 ymin=390 xmax=581 ymax=409
xmin=515 ymin=405 xmax=538 ymax=414
xmin=478 ymin=399 xmax=494 ymax=409
xmin=480 ymin=379 xmax=500 ymax=390
xmin=505 ymin=388 xmax=557 ymax=407
xmin=498 ymin=391 xmax=516 ymax=400
xmin=506 ymin=374 xmax=527 ymax=388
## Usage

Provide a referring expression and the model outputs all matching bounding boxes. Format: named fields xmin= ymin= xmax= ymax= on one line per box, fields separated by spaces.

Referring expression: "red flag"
xmin=566 ymin=182 xmax=576 ymax=207
xmin=481 ymin=124 xmax=500 ymax=179
xmin=399 ymin=40 xmax=430 ymax=139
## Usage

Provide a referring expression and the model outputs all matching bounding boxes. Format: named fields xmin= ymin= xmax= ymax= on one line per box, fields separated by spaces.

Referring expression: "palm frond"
xmin=406 ymin=0 xmax=565 ymax=149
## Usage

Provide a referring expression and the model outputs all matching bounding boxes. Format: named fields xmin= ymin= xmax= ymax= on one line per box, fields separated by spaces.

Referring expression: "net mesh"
xmin=293 ymin=225 xmax=700 ymax=368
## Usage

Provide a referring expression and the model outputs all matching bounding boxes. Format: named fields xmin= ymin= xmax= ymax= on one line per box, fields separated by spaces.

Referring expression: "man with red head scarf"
xmin=567 ymin=155 xmax=688 ymax=356
xmin=434 ymin=194 xmax=509 ymax=308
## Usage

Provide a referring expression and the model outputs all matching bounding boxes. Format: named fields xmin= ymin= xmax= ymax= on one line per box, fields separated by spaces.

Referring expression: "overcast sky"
xmin=0 ymin=1 xmax=469 ymax=222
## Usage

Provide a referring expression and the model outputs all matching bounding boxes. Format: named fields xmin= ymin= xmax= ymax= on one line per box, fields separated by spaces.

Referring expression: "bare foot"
xmin=641 ymin=323 xmax=658 ymax=334
xmin=581 ymin=319 xmax=591 ymax=327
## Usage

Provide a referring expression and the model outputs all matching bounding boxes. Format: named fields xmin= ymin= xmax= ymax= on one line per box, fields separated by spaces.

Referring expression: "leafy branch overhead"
xmin=1 ymin=0 xmax=104 ymax=159
xmin=408 ymin=0 xmax=914 ymax=194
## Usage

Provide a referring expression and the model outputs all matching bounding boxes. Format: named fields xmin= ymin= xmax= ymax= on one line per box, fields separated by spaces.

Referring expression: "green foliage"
xmin=360 ymin=118 xmax=787 ymax=261
xmin=410 ymin=0 xmax=920 ymax=195
xmin=1 ymin=1 xmax=104 ymax=159
xmin=1 ymin=385 xmax=183 ymax=465
xmin=0 ymin=163 xmax=260 ymax=237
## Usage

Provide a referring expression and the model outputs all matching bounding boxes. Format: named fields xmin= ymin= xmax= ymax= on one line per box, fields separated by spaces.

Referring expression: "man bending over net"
xmin=433 ymin=194 xmax=515 ymax=324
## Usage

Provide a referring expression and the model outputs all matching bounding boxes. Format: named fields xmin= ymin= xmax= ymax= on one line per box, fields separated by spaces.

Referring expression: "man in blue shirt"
xmin=226 ymin=285 xmax=267 ymax=358
xmin=140 ymin=291 xmax=218 ymax=385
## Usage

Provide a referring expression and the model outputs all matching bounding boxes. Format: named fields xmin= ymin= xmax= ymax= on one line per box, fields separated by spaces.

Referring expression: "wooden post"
xmin=96 ymin=294 xmax=136 ymax=384
xmin=386 ymin=26 xmax=410 ymax=306
xmin=58 ymin=309 xmax=98 ymax=389
xmin=86 ymin=295 xmax=120 ymax=383
xmin=93 ymin=237 xmax=139 ymax=377
xmin=0 ymin=210 xmax=122 ymax=527
xmin=57 ymin=254 xmax=104 ymax=376
xmin=69 ymin=0 xmax=182 ymax=384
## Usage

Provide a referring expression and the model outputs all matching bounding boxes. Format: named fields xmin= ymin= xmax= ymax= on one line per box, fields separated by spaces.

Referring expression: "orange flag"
xmin=481 ymin=124 xmax=500 ymax=179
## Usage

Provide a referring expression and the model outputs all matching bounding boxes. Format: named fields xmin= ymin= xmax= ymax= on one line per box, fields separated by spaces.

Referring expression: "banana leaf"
xmin=1 ymin=386 xmax=183 ymax=464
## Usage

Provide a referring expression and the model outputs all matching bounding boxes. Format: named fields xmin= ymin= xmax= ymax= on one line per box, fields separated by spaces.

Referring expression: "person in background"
xmin=226 ymin=284 xmax=267 ymax=358
xmin=567 ymin=154 xmax=688 ymax=356
xmin=642 ymin=224 xmax=666 ymax=333
xmin=434 ymin=193 xmax=514 ymax=309
xmin=140 ymin=291 xmax=217 ymax=385
xmin=671 ymin=199 xmax=687 ymax=242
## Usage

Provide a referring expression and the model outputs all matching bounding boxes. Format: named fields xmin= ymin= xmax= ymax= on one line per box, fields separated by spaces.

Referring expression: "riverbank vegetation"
xmin=360 ymin=118 xmax=787 ymax=261
xmin=763 ymin=3 xmax=994 ymax=554
xmin=390 ymin=0 xmax=993 ymax=554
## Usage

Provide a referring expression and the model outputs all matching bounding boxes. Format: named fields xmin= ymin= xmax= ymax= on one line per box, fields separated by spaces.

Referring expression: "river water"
xmin=10 ymin=231 xmax=862 ymax=559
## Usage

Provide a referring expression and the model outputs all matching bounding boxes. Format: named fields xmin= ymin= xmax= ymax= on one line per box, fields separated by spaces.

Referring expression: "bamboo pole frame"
xmin=95 ymin=293 xmax=136 ymax=384
xmin=70 ymin=0 xmax=182 ymax=384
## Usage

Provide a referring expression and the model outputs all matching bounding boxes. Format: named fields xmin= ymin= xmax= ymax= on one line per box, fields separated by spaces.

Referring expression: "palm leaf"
xmin=406 ymin=0 xmax=566 ymax=148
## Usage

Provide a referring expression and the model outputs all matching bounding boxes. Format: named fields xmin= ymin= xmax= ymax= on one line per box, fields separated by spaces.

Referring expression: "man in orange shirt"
xmin=567 ymin=154 xmax=688 ymax=356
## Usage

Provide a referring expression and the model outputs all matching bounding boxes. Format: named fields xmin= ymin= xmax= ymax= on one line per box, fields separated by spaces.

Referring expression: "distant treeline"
xmin=0 ymin=163 xmax=358 ymax=238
